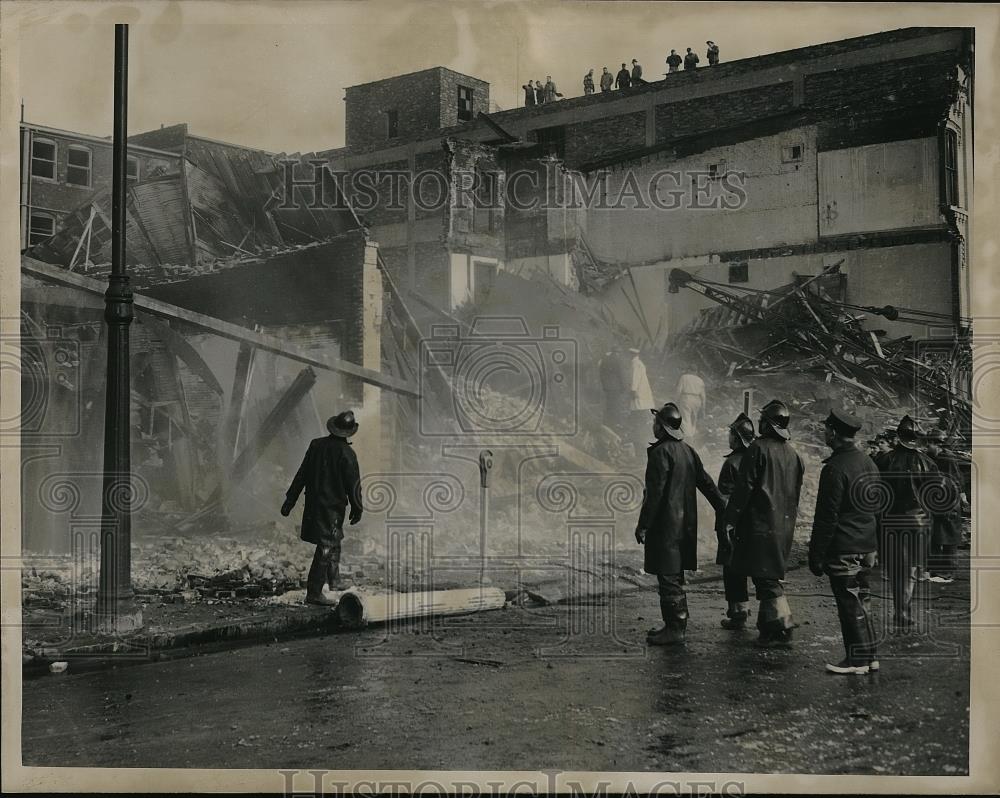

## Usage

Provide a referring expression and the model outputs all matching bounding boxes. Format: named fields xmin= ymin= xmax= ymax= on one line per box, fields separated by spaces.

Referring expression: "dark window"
xmin=945 ymin=128 xmax=959 ymax=207
xmin=473 ymin=260 xmax=497 ymax=304
xmin=781 ymin=144 xmax=803 ymax=163
xmin=126 ymin=156 xmax=140 ymax=185
xmin=729 ymin=261 xmax=748 ymax=284
xmin=386 ymin=109 xmax=399 ymax=139
xmin=31 ymin=138 xmax=56 ymax=179
xmin=707 ymin=160 xmax=727 ymax=181
xmin=66 ymin=146 xmax=92 ymax=187
xmin=474 ymin=170 xmax=496 ymax=234
xmin=534 ymin=126 xmax=566 ymax=159
xmin=457 ymin=86 xmax=475 ymax=121
xmin=29 ymin=212 xmax=55 ymax=245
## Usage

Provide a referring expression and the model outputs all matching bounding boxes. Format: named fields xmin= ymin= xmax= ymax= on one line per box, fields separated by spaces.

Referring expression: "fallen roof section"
xmin=22 ymin=256 xmax=420 ymax=397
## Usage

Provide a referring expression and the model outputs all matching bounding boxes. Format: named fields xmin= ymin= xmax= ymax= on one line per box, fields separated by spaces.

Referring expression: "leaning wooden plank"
xmin=21 ymin=256 xmax=419 ymax=397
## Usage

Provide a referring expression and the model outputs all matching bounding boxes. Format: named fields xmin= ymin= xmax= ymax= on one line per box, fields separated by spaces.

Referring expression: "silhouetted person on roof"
xmin=616 ymin=63 xmax=632 ymax=90
xmin=684 ymin=48 xmax=699 ymax=70
xmin=707 ymin=41 xmax=720 ymax=65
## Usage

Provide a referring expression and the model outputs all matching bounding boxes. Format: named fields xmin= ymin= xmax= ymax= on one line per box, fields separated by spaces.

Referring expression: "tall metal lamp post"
xmin=96 ymin=23 xmax=141 ymax=633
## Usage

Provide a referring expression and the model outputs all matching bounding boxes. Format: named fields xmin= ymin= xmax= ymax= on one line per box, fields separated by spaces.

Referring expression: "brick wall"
xmin=804 ymin=51 xmax=958 ymax=113
xmin=438 ymin=70 xmax=489 ymax=129
xmin=346 ymin=68 xmax=489 ymax=152
xmin=654 ymin=83 xmax=795 ymax=142
xmin=563 ymin=110 xmax=646 ymax=165
xmin=24 ymin=128 xmax=180 ymax=236
xmin=346 ymin=70 xmax=443 ymax=151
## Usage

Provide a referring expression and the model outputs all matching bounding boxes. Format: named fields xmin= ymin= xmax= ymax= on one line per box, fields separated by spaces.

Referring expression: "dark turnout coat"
xmin=931 ymin=448 xmax=964 ymax=546
xmin=715 ymin=447 xmax=746 ymax=565
xmin=722 ymin=434 xmax=805 ymax=579
xmin=637 ymin=437 xmax=726 ymax=575
xmin=809 ymin=443 xmax=879 ymax=563
xmin=285 ymin=435 xmax=363 ymax=545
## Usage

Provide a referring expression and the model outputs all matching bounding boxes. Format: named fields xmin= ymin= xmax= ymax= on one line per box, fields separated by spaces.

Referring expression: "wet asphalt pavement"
xmin=21 ymin=561 xmax=969 ymax=775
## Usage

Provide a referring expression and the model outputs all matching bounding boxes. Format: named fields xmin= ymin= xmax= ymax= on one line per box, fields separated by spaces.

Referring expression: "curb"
xmin=23 ymin=604 xmax=343 ymax=678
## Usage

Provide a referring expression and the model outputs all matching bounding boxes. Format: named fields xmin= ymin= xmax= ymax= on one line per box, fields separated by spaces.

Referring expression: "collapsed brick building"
xmin=319 ymin=27 xmax=972 ymax=346
xmin=18 ymin=27 xmax=974 ymax=554
xmin=19 ymin=126 xmax=415 ymax=553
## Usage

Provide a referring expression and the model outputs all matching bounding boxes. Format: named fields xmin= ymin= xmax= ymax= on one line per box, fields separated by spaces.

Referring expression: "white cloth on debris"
xmin=628 ymin=357 xmax=654 ymax=411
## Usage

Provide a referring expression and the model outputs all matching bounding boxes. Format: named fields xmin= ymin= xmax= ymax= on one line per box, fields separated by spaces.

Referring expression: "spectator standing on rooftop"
xmin=583 ymin=69 xmax=595 ymax=95
xmin=707 ymin=40 xmax=720 ymax=65
xmin=544 ymin=75 xmax=563 ymax=102
xmin=631 ymin=59 xmax=645 ymax=85
xmin=600 ymin=66 xmax=614 ymax=93
xmin=616 ymin=63 xmax=632 ymax=90
xmin=684 ymin=47 xmax=699 ymax=70
xmin=535 ymin=79 xmax=545 ymax=104
xmin=666 ymin=49 xmax=682 ymax=73
xmin=523 ymin=80 xmax=537 ymax=107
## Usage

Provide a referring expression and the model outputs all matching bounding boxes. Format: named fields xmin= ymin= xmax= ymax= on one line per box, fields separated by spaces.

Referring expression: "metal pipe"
xmin=96 ymin=24 xmax=141 ymax=633
xmin=335 ymin=588 xmax=507 ymax=629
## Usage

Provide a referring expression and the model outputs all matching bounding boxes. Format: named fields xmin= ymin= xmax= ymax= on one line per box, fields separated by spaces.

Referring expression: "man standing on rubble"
xmin=636 ymin=402 xmax=726 ymax=646
xmin=598 ymin=346 xmax=627 ymax=434
xmin=627 ymin=348 xmax=654 ymax=455
xmin=877 ymin=415 xmax=938 ymax=629
xmin=675 ymin=370 xmax=706 ymax=438
xmin=281 ymin=411 xmax=364 ymax=606
xmin=719 ymin=400 xmax=805 ymax=648
xmin=808 ymin=409 xmax=880 ymax=675
xmin=716 ymin=412 xmax=756 ymax=629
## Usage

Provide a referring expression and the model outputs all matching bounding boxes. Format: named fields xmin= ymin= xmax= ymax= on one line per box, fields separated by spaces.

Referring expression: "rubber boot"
xmin=306 ymin=545 xmax=337 ymax=606
xmin=721 ymin=602 xmax=750 ymax=630
xmin=649 ymin=594 xmax=688 ymax=646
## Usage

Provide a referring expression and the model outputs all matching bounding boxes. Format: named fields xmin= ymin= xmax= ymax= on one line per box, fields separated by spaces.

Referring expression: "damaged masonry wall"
xmin=21 ymin=128 xmax=391 ymax=555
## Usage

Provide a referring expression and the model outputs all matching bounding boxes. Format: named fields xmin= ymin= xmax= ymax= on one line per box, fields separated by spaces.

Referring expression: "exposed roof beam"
xmin=21 ymin=257 xmax=420 ymax=397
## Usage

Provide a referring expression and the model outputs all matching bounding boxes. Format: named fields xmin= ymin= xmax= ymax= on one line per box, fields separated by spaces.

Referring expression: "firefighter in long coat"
xmin=719 ymin=399 xmax=805 ymax=648
xmin=281 ymin=411 xmax=364 ymax=605
xmin=716 ymin=412 xmax=756 ymax=628
xmin=877 ymin=415 xmax=939 ymax=628
xmin=808 ymin=409 xmax=880 ymax=675
xmin=636 ymin=402 xmax=726 ymax=646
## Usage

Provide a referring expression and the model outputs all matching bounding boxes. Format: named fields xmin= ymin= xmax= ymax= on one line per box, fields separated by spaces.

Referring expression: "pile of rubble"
xmin=667 ymin=263 xmax=972 ymax=429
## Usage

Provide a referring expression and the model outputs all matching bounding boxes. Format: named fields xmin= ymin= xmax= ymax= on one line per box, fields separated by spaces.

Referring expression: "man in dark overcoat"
xmin=716 ymin=412 xmax=756 ymax=629
xmin=924 ymin=428 xmax=966 ymax=583
xmin=720 ymin=399 xmax=805 ymax=647
xmin=281 ymin=411 xmax=364 ymax=605
xmin=808 ymin=409 xmax=880 ymax=675
xmin=636 ymin=402 xmax=726 ymax=646
xmin=877 ymin=415 xmax=938 ymax=629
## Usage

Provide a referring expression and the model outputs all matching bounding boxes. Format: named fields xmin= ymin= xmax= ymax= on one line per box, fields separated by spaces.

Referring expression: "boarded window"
xmin=457 ymin=86 xmax=474 ymax=121
xmin=31 ymin=138 xmax=56 ymax=180
xmin=29 ymin=212 xmax=55 ymax=245
xmin=386 ymin=109 xmax=399 ymax=139
xmin=66 ymin=146 xmax=92 ymax=187
xmin=729 ymin=261 xmax=748 ymax=284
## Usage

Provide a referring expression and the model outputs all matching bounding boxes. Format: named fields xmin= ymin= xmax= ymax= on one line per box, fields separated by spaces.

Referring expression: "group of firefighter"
xmin=636 ymin=398 xmax=968 ymax=675
xmin=282 ymin=395 xmax=966 ymax=676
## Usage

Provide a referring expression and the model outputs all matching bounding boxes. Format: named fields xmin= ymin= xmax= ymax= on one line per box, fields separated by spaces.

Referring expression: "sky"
xmin=13 ymin=1 xmax=974 ymax=154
